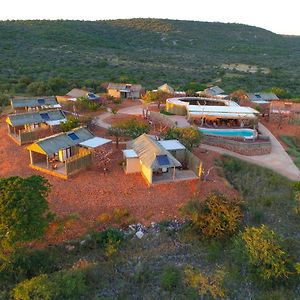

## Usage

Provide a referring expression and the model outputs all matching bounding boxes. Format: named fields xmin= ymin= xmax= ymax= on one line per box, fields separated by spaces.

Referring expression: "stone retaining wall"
xmin=202 ymin=135 xmax=272 ymax=156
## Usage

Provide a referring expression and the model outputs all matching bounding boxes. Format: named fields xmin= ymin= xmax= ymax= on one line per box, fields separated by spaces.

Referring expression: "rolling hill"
xmin=0 ymin=18 xmax=300 ymax=98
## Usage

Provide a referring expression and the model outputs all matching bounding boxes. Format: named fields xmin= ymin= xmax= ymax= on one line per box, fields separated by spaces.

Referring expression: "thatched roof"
xmin=158 ymin=83 xmax=174 ymax=94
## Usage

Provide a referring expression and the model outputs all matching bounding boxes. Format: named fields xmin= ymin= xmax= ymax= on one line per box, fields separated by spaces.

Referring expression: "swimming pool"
xmin=199 ymin=128 xmax=256 ymax=139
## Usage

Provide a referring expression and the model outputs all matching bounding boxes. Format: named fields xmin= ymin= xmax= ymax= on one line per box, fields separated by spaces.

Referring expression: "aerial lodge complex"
xmin=5 ymin=82 xmax=299 ymax=184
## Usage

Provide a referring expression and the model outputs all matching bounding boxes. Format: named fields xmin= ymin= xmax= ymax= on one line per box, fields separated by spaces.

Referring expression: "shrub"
xmin=242 ymin=225 xmax=291 ymax=280
xmin=91 ymin=228 xmax=125 ymax=258
xmin=98 ymin=212 xmax=111 ymax=224
xmin=60 ymin=116 xmax=80 ymax=132
xmin=11 ymin=269 xmax=87 ymax=300
xmin=113 ymin=208 xmax=130 ymax=224
xmin=161 ymin=266 xmax=182 ymax=291
xmin=185 ymin=266 xmax=226 ymax=299
xmin=207 ymin=240 xmax=223 ymax=263
xmin=181 ymin=192 xmax=242 ymax=239
xmin=162 ymin=127 xmax=202 ymax=150
xmin=76 ymin=97 xmax=100 ymax=111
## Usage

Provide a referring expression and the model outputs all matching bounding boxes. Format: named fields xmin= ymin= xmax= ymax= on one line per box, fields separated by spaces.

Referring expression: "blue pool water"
xmin=199 ymin=128 xmax=255 ymax=139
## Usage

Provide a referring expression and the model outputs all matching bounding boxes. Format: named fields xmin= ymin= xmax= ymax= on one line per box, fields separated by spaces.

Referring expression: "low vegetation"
xmin=1 ymin=157 xmax=300 ymax=298
xmin=280 ymin=135 xmax=300 ymax=169
xmin=181 ymin=193 xmax=242 ymax=239
xmin=162 ymin=126 xmax=202 ymax=150
xmin=108 ymin=118 xmax=150 ymax=147
xmin=60 ymin=116 xmax=80 ymax=132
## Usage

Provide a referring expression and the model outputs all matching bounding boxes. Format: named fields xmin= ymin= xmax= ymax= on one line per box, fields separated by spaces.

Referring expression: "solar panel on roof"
xmin=40 ymin=113 xmax=50 ymax=120
xmin=156 ymin=155 xmax=170 ymax=166
xmin=68 ymin=133 xmax=79 ymax=141
xmin=37 ymin=98 xmax=45 ymax=104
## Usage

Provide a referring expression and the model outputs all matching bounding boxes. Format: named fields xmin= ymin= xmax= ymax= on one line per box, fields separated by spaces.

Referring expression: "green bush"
xmin=162 ymin=127 xmax=202 ymax=150
xmin=110 ymin=118 xmax=150 ymax=139
xmin=161 ymin=266 xmax=182 ymax=291
xmin=90 ymin=228 xmax=125 ymax=258
xmin=60 ymin=116 xmax=80 ymax=132
xmin=76 ymin=97 xmax=100 ymax=111
xmin=181 ymin=192 xmax=242 ymax=239
xmin=11 ymin=269 xmax=87 ymax=300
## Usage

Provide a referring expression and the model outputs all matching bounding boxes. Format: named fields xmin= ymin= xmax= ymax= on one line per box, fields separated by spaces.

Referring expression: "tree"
xmin=0 ymin=176 xmax=52 ymax=258
xmin=265 ymin=87 xmax=292 ymax=99
xmin=242 ymin=225 xmax=290 ymax=280
xmin=107 ymin=126 xmax=123 ymax=149
xmin=107 ymin=119 xmax=150 ymax=148
xmin=60 ymin=116 xmax=80 ymax=132
xmin=142 ymin=90 xmax=171 ymax=109
xmin=181 ymin=192 xmax=242 ymax=239
xmin=163 ymin=127 xmax=202 ymax=150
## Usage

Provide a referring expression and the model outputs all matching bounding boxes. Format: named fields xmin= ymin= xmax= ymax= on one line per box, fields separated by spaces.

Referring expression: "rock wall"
xmin=202 ymin=135 xmax=271 ymax=156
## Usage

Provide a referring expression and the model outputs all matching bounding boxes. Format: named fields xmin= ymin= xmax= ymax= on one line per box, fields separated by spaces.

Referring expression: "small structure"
xmin=6 ymin=110 xmax=67 ymax=145
xmin=11 ymin=97 xmax=61 ymax=113
xmin=156 ymin=83 xmax=186 ymax=97
xmin=247 ymin=92 xmax=279 ymax=103
xmin=123 ymin=134 xmax=199 ymax=185
xmin=57 ymin=89 xmax=100 ymax=102
xmin=158 ymin=83 xmax=175 ymax=94
xmin=107 ymin=83 xmax=143 ymax=99
xmin=269 ymin=101 xmax=300 ymax=124
xmin=27 ymin=127 xmax=111 ymax=179
xmin=197 ymin=86 xmax=227 ymax=98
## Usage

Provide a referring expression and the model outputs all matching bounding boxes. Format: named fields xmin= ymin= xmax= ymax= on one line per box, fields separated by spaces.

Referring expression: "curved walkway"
xmin=201 ymin=122 xmax=300 ymax=181
xmin=93 ymin=104 xmax=144 ymax=129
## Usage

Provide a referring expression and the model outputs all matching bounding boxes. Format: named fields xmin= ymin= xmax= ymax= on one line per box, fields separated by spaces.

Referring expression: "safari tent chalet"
xmin=123 ymin=134 xmax=199 ymax=185
xmin=6 ymin=110 xmax=67 ymax=145
xmin=11 ymin=97 xmax=60 ymax=113
xmin=57 ymin=88 xmax=100 ymax=102
xmin=27 ymin=127 xmax=111 ymax=179
xmin=107 ymin=83 xmax=143 ymax=99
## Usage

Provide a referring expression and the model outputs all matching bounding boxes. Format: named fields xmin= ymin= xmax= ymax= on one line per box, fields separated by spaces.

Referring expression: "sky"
xmin=1 ymin=0 xmax=299 ymax=35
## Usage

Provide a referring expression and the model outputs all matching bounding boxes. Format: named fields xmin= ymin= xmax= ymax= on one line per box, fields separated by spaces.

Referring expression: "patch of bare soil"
xmin=0 ymin=116 xmax=237 ymax=245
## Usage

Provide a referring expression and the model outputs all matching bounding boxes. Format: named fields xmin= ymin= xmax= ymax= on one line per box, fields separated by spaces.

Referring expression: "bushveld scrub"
xmin=1 ymin=19 xmax=300 ymax=97
xmin=181 ymin=192 xmax=243 ymax=239
xmin=280 ymin=135 xmax=300 ymax=169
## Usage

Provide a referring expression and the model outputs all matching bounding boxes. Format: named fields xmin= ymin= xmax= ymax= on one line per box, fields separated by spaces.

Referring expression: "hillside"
xmin=0 ymin=18 xmax=300 ymax=97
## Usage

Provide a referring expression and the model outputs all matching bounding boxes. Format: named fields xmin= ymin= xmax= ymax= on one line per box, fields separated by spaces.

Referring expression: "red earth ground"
xmin=0 ymin=116 xmax=238 ymax=246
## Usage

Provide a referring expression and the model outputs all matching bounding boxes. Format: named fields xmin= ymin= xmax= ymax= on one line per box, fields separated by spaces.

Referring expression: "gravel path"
xmin=93 ymin=104 xmax=144 ymax=129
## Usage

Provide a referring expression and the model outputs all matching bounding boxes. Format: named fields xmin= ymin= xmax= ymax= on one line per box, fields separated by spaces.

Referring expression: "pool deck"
xmin=200 ymin=122 xmax=300 ymax=181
